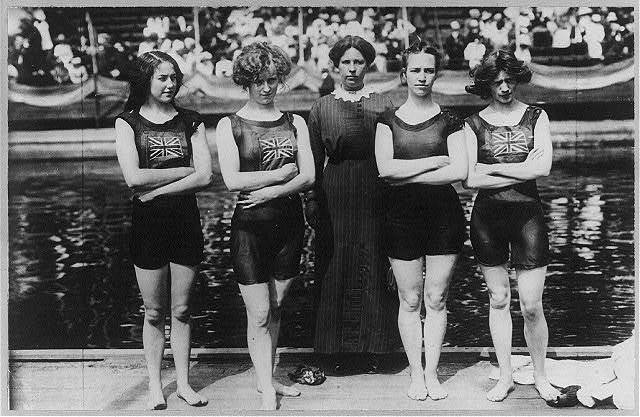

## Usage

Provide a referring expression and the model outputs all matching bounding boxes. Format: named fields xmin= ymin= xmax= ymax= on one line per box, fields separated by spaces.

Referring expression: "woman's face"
xmin=338 ymin=47 xmax=367 ymax=91
xmin=405 ymin=52 xmax=437 ymax=98
xmin=249 ymin=65 xmax=279 ymax=105
xmin=149 ymin=61 xmax=178 ymax=104
xmin=489 ymin=70 xmax=517 ymax=104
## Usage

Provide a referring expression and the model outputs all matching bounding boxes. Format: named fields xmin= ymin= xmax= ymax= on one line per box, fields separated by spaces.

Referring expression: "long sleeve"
xmin=306 ymin=100 xmax=325 ymax=202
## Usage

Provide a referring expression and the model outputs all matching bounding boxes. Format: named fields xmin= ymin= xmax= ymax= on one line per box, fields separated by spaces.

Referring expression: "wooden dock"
xmin=8 ymin=349 xmax=627 ymax=413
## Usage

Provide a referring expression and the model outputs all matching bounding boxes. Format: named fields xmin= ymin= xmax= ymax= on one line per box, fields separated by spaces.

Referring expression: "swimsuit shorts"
xmin=470 ymin=199 xmax=549 ymax=269
xmin=384 ymin=184 xmax=466 ymax=260
xmin=130 ymin=195 xmax=204 ymax=269
xmin=231 ymin=195 xmax=305 ymax=285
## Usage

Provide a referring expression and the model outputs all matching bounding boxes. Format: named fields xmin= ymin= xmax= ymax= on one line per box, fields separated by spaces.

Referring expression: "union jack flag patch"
xmin=148 ymin=136 xmax=184 ymax=160
xmin=491 ymin=130 xmax=529 ymax=157
xmin=260 ymin=135 xmax=294 ymax=165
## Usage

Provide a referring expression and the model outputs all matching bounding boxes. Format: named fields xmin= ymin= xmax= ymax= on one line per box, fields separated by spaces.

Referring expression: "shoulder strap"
xmin=464 ymin=113 xmax=481 ymax=134
xmin=116 ymin=110 xmax=137 ymax=130
xmin=228 ymin=114 xmax=243 ymax=143
xmin=443 ymin=110 xmax=464 ymax=136
xmin=284 ymin=112 xmax=298 ymax=138
xmin=527 ymin=106 xmax=543 ymax=130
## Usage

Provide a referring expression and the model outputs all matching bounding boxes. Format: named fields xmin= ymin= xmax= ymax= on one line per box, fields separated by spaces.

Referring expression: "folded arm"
xmin=138 ymin=123 xmax=213 ymax=201
xmin=115 ymin=118 xmax=195 ymax=189
xmin=462 ymin=122 xmax=524 ymax=189
xmin=391 ymin=130 xmax=468 ymax=186
xmin=477 ymin=111 xmax=552 ymax=180
xmin=215 ymin=116 xmax=297 ymax=192
xmin=375 ymin=122 xmax=450 ymax=182
xmin=238 ymin=115 xmax=315 ymax=208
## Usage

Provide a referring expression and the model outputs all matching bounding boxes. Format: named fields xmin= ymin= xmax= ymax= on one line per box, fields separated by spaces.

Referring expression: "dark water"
xmin=8 ymin=146 xmax=635 ymax=349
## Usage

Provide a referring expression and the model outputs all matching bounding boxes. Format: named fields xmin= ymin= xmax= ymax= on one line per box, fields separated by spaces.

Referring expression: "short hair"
xmin=401 ymin=39 xmax=442 ymax=73
xmin=328 ymin=35 xmax=376 ymax=67
xmin=465 ymin=49 xmax=532 ymax=99
xmin=232 ymin=42 xmax=292 ymax=89
xmin=124 ymin=50 xmax=183 ymax=111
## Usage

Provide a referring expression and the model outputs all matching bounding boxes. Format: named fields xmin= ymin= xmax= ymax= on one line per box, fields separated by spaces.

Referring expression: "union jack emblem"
xmin=491 ymin=130 xmax=529 ymax=157
xmin=148 ymin=136 xmax=184 ymax=160
xmin=260 ymin=136 xmax=294 ymax=165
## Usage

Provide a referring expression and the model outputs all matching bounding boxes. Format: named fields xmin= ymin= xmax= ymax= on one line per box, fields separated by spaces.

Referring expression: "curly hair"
xmin=232 ymin=42 xmax=292 ymax=89
xmin=401 ymin=39 xmax=442 ymax=73
xmin=465 ymin=49 xmax=532 ymax=99
xmin=328 ymin=35 xmax=376 ymax=67
xmin=124 ymin=50 xmax=183 ymax=111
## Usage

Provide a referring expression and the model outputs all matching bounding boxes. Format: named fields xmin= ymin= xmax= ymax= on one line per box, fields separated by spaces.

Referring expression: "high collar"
xmin=331 ymin=85 xmax=375 ymax=102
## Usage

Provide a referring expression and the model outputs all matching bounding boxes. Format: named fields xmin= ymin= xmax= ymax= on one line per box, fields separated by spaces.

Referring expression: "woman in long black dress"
xmin=305 ymin=35 xmax=399 ymax=369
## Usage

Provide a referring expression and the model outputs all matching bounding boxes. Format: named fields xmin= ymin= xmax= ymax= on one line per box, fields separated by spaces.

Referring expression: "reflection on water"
xmin=8 ymin=146 xmax=635 ymax=349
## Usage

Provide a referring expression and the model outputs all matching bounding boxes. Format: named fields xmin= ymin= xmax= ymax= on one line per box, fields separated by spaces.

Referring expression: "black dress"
xmin=308 ymin=90 xmax=400 ymax=353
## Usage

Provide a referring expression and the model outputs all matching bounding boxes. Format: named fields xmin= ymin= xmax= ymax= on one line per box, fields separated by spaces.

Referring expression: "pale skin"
xmin=374 ymin=52 xmax=468 ymax=401
xmin=115 ymin=61 xmax=212 ymax=410
xmin=463 ymin=70 xmax=561 ymax=402
xmin=214 ymin=64 xmax=314 ymax=410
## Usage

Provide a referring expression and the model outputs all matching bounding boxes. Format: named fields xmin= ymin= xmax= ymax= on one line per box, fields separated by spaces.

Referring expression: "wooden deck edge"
xmin=9 ymin=346 xmax=613 ymax=361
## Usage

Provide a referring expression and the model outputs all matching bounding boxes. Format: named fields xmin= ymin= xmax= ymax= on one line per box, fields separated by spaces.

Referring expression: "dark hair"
xmin=401 ymin=39 xmax=442 ymax=73
xmin=465 ymin=49 xmax=532 ymax=99
xmin=328 ymin=35 xmax=376 ymax=67
xmin=232 ymin=42 xmax=292 ymax=89
xmin=124 ymin=50 xmax=183 ymax=111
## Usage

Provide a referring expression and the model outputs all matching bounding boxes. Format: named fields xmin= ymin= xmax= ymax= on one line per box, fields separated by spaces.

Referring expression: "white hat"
xmin=71 ymin=56 xmax=81 ymax=64
xmin=481 ymin=11 xmax=492 ymax=21
xmin=450 ymin=20 xmax=461 ymax=30
xmin=607 ymin=12 xmax=618 ymax=22
xmin=519 ymin=36 xmax=531 ymax=46
xmin=468 ymin=19 xmax=479 ymax=28
xmin=344 ymin=10 xmax=357 ymax=21
xmin=469 ymin=8 xmax=480 ymax=18
xmin=577 ymin=7 xmax=592 ymax=16
xmin=591 ymin=14 xmax=602 ymax=23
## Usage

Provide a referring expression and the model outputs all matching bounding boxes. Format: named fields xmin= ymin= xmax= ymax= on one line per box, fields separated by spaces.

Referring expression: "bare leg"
xmin=390 ymin=257 xmax=428 ymax=401
xmin=134 ymin=265 xmax=169 ymax=410
xmin=264 ymin=277 xmax=300 ymax=397
xmin=169 ymin=263 xmax=208 ymax=406
xmin=482 ymin=264 xmax=516 ymax=402
xmin=423 ymin=254 xmax=457 ymax=400
xmin=239 ymin=282 xmax=276 ymax=410
xmin=517 ymin=267 xmax=561 ymax=401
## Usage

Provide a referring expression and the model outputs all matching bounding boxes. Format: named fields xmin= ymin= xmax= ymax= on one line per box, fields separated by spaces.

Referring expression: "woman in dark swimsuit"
xmin=375 ymin=41 xmax=467 ymax=401
xmin=214 ymin=42 xmax=314 ymax=410
xmin=463 ymin=49 xmax=561 ymax=402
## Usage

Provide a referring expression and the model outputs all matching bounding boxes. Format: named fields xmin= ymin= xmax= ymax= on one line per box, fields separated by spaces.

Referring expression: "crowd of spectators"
xmin=7 ymin=7 xmax=635 ymax=87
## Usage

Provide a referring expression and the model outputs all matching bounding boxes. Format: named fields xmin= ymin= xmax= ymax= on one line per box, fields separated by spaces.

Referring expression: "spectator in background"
xmin=515 ymin=34 xmax=532 ymax=63
xmin=195 ymin=51 xmax=214 ymax=75
xmin=215 ymin=53 xmax=233 ymax=77
xmin=138 ymin=28 xmax=158 ymax=56
xmin=464 ymin=33 xmax=486 ymax=69
xmin=584 ymin=13 xmax=605 ymax=60
xmin=32 ymin=9 xmax=53 ymax=52
xmin=444 ymin=20 xmax=465 ymax=69
xmin=68 ymin=56 xmax=89 ymax=84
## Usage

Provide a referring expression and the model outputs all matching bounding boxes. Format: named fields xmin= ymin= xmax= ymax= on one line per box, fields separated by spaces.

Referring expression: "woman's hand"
xmin=476 ymin=163 xmax=494 ymax=175
xmin=304 ymin=198 xmax=320 ymax=229
xmin=276 ymin=163 xmax=299 ymax=182
xmin=237 ymin=188 xmax=280 ymax=209
xmin=137 ymin=192 xmax=155 ymax=203
xmin=433 ymin=155 xmax=451 ymax=169
xmin=525 ymin=147 xmax=544 ymax=162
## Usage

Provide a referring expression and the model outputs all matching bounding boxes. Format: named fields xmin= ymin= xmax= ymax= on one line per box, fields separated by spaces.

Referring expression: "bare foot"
xmin=407 ymin=373 xmax=428 ymax=401
xmin=147 ymin=385 xmax=166 ymax=410
xmin=260 ymin=388 xmax=277 ymax=411
xmin=257 ymin=380 xmax=301 ymax=397
xmin=424 ymin=375 xmax=448 ymax=400
xmin=176 ymin=385 xmax=208 ymax=407
xmin=534 ymin=377 xmax=561 ymax=401
xmin=487 ymin=379 xmax=515 ymax=402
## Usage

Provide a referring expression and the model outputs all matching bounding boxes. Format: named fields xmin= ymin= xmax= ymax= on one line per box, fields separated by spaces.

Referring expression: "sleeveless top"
xmin=229 ymin=113 xmax=301 ymax=224
xmin=465 ymin=106 xmax=543 ymax=203
xmin=378 ymin=109 xmax=463 ymax=194
xmin=116 ymin=107 xmax=203 ymax=197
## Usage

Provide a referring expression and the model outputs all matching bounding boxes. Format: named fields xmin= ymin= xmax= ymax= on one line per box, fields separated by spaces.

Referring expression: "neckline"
xmin=137 ymin=109 xmax=180 ymax=126
xmin=235 ymin=113 xmax=286 ymax=127
xmin=393 ymin=109 xmax=442 ymax=131
xmin=477 ymin=106 xmax=529 ymax=128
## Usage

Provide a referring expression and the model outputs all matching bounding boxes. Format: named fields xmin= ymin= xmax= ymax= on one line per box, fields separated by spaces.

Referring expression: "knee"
xmin=248 ymin=305 xmax=271 ymax=328
xmin=399 ymin=292 xmax=422 ymax=312
xmin=520 ymin=299 xmax=543 ymax=322
xmin=171 ymin=304 xmax=191 ymax=323
xmin=425 ymin=291 xmax=447 ymax=312
xmin=144 ymin=306 xmax=166 ymax=326
xmin=488 ymin=288 xmax=510 ymax=310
